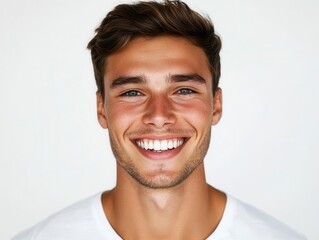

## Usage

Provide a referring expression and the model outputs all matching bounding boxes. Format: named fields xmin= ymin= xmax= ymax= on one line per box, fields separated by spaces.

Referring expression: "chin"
xmin=125 ymin=161 xmax=202 ymax=189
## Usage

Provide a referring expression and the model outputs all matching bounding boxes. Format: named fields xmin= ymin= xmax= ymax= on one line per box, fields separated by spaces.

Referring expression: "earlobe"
xmin=212 ymin=88 xmax=223 ymax=126
xmin=96 ymin=92 xmax=108 ymax=129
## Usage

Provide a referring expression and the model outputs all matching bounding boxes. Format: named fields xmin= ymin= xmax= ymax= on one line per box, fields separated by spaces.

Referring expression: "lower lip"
xmin=134 ymin=141 xmax=186 ymax=161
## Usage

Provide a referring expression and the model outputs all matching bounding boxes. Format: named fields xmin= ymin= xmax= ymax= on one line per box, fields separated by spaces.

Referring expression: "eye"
xmin=176 ymin=88 xmax=196 ymax=95
xmin=121 ymin=90 xmax=143 ymax=97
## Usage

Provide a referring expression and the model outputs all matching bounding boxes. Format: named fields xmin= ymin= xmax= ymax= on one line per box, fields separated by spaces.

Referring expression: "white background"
xmin=1 ymin=0 xmax=318 ymax=239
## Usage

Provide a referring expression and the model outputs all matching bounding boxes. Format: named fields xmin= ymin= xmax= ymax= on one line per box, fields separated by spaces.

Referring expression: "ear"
xmin=212 ymin=88 xmax=223 ymax=126
xmin=96 ymin=92 xmax=108 ymax=129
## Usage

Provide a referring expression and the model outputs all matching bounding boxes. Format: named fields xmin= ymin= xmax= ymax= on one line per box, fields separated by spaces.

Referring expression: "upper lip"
xmin=128 ymin=130 xmax=193 ymax=146
xmin=134 ymin=136 xmax=186 ymax=140
xmin=131 ymin=135 xmax=190 ymax=141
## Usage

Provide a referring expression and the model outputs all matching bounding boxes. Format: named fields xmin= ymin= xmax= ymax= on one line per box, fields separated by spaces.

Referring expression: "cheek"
xmin=178 ymin=100 xmax=213 ymax=127
xmin=105 ymin=101 xmax=143 ymax=130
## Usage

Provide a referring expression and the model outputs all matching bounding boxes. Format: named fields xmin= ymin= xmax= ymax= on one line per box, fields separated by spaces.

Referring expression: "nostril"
xmin=143 ymin=114 xmax=175 ymax=128
xmin=142 ymin=97 xmax=176 ymax=127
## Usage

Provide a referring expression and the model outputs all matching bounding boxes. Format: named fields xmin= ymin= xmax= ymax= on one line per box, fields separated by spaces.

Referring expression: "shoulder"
xmin=12 ymin=192 xmax=104 ymax=240
xmin=213 ymin=195 xmax=307 ymax=240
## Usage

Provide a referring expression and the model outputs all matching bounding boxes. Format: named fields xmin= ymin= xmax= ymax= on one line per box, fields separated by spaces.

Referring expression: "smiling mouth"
xmin=135 ymin=138 xmax=186 ymax=152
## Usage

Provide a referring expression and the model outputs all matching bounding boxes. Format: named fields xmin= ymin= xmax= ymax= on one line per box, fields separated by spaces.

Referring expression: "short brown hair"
xmin=87 ymin=0 xmax=221 ymax=98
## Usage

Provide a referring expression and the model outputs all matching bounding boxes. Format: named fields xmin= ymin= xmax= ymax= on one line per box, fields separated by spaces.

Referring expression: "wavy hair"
xmin=87 ymin=0 xmax=222 ymax=98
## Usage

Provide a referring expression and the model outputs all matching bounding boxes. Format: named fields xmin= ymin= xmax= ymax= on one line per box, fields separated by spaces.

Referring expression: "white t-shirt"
xmin=12 ymin=192 xmax=306 ymax=240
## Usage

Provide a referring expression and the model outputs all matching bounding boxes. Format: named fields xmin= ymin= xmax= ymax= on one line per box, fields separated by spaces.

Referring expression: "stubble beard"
xmin=109 ymin=128 xmax=211 ymax=189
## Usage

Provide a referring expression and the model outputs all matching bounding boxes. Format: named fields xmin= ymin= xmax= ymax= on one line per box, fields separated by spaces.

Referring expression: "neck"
xmin=102 ymin=164 xmax=226 ymax=240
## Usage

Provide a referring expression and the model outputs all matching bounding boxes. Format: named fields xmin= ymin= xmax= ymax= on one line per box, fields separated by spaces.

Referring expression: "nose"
xmin=142 ymin=94 xmax=176 ymax=128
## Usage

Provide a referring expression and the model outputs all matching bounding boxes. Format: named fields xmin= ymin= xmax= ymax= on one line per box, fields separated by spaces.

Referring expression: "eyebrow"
xmin=110 ymin=76 xmax=145 ymax=89
xmin=109 ymin=73 xmax=206 ymax=89
xmin=168 ymin=73 xmax=206 ymax=84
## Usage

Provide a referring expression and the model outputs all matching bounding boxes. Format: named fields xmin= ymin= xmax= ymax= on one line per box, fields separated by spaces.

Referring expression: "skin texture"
xmin=97 ymin=36 xmax=225 ymax=239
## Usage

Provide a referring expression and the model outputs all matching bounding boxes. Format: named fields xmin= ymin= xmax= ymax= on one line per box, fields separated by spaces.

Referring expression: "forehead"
xmin=104 ymin=36 xmax=211 ymax=82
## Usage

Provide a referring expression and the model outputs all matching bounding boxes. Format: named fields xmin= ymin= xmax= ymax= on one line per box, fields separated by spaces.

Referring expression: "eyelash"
xmin=121 ymin=90 xmax=143 ymax=97
xmin=120 ymin=88 xmax=197 ymax=97
xmin=176 ymin=88 xmax=197 ymax=95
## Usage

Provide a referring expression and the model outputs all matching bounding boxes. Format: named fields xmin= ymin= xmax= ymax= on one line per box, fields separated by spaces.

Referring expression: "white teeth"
xmin=154 ymin=140 xmax=160 ymax=151
xmin=168 ymin=140 xmax=173 ymax=149
xmin=136 ymin=138 xmax=184 ymax=151
xmin=161 ymin=140 xmax=168 ymax=151
xmin=149 ymin=141 xmax=154 ymax=150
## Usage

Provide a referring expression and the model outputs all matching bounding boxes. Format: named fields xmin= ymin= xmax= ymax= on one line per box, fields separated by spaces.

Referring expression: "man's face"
xmin=97 ymin=36 xmax=222 ymax=189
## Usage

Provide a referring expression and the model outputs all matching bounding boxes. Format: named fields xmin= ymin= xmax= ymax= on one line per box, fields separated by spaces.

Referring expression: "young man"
xmin=13 ymin=1 xmax=306 ymax=239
